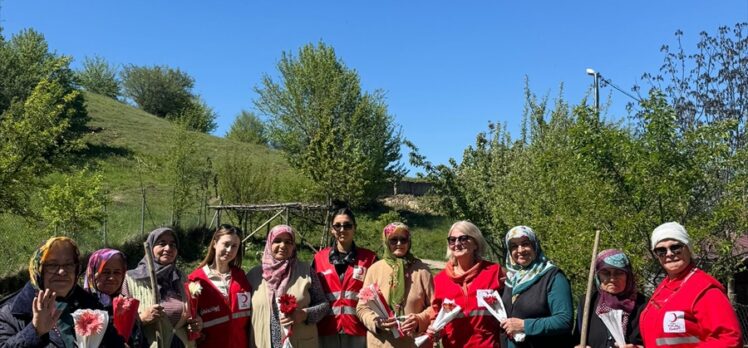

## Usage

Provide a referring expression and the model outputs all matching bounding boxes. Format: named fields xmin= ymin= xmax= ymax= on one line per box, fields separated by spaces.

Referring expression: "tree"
xmin=163 ymin=123 xmax=212 ymax=226
xmin=41 ymin=168 xmax=107 ymax=238
xmin=167 ymin=97 xmax=217 ymax=133
xmin=226 ymin=110 xmax=267 ymax=145
xmin=0 ymin=29 xmax=88 ymax=216
xmin=255 ymin=42 xmax=405 ymax=206
xmin=120 ymin=64 xmax=195 ymax=118
xmin=76 ymin=55 xmax=120 ymax=98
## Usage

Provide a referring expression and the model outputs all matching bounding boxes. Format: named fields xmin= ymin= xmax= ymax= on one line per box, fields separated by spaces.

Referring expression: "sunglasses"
xmin=388 ymin=237 xmax=410 ymax=245
xmin=653 ymin=243 xmax=684 ymax=257
xmin=332 ymin=223 xmax=354 ymax=232
xmin=447 ymin=235 xmax=472 ymax=245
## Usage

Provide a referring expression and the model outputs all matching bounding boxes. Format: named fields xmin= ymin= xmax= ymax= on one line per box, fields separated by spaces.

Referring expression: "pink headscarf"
xmin=262 ymin=225 xmax=297 ymax=300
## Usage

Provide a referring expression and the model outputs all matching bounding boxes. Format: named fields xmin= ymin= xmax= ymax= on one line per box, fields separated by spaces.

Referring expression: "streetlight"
xmin=586 ymin=68 xmax=600 ymax=115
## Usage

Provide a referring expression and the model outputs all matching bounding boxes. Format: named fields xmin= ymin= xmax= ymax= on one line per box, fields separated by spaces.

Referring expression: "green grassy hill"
xmin=0 ymin=92 xmax=452 ymax=285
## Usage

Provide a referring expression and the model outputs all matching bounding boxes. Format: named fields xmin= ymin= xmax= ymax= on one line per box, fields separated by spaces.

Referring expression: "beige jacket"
xmin=356 ymin=259 xmax=434 ymax=348
xmin=247 ymin=262 xmax=319 ymax=348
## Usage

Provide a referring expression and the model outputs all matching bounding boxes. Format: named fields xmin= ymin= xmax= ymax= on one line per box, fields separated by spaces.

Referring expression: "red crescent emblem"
xmin=670 ymin=313 xmax=678 ymax=322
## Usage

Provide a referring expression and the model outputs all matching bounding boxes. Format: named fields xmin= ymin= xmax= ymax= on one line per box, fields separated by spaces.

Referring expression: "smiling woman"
xmin=0 ymin=237 xmax=125 ymax=348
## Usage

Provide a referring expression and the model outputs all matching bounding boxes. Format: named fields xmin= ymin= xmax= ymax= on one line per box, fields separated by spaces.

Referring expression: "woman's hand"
xmin=139 ymin=304 xmax=164 ymax=325
xmin=32 ymin=289 xmax=62 ymax=336
xmin=186 ymin=316 xmax=202 ymax=334
xmin=375 ymin=316 xmax=398 ymax=330
xmin=399 ymin=314 xmax=418 ymax=335
xmin=279 ymin=309 xmax=308 ymax=327
xmin=500 ymin=317 xmax=525 ymax=336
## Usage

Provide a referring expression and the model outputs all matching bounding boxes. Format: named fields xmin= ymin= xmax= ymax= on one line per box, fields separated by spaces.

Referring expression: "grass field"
xmin=0 ymin=92 xmax=452 ymax=293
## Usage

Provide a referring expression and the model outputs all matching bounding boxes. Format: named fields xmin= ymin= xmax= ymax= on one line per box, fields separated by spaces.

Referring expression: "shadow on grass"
xmin=77 ymin=142 xmax=134 ymax=161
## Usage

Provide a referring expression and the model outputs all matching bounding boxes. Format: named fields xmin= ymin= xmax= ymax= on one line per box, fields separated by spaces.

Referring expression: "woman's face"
xmin=42 ymin=243 xmax=77 ymax=297
xmin=330 ymin=214 xmax=355 ymax=246
xmin=654 ymin=239 xmax=691 ymax=277
xmin=387 ymin=230 xmax=410 ymax=258
xmin=509 ymin=237 xmax=536 ymax=267
xmin=448 ymin=229 xmax=476 ymax=260
xmin=95 ymin=254 xmax=126 ymax=296
xmin=271 ymin=233 xmax=295 ymax=261
xmin=597 ymin=267 xmax=627 ymax=295
xmin=213 ymin=234 xmax=240 ymax=265
xmin=153 ymin=233 xmax=178 ymax=265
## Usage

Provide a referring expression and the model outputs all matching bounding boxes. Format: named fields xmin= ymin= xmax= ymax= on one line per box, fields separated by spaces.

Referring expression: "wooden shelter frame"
xmin=208 ymin=202 xmax=331 ymax=251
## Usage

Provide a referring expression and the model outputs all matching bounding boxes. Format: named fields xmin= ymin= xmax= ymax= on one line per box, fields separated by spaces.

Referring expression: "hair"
xmin=329 ymin=205 xmax=356 ymax=227
xmin=445 ymin=220 xmax=488 ymax=261
xmin=198 ymin=224 xmax=244 ymax=269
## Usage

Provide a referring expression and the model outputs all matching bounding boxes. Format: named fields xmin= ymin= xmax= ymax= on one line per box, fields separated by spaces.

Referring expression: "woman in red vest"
xmin=639 ymin=222 xmax=743 ymax=347
xmin=188 ymin=224 xmax=252 ymax=348
xmin=430 ymin=220 xmax=504 ymax=348
xmin=313 ymin=207 xmax=377 ymax=348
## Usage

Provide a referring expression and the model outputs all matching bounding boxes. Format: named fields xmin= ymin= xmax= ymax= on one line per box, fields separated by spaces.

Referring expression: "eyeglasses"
xmin=42 ymin=262 xmax=77 ymax=274
xmin=653 ymin=244 xmax=684 ymax=257
xmin=447 ymin=235 xmax=472 ymax=245
xmin=388 ymin=237 xmax=410 ymax=245
xmin=331 ymin=223 xmax=354 ymax=232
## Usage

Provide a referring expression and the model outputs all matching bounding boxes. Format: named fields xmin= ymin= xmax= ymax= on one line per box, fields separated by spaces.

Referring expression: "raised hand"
xmin=32 ymin=289 xmax=62 ymax=336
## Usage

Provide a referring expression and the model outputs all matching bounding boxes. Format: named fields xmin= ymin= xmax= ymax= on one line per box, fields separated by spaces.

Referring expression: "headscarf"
xmin=650 ymin=221 xmax=690 ymax=249
xmin=28 ymin=237 xmax=80 ymax=291
xmin=504 ymin=226 xmax=557 ymax=297
xmin=382 ymin=222 xmax=417 ymax=315
xmin=594 ymin=249 xmax=637 ymax=334
xmin=83 ymin=248 xmax=126 ymax=307
xmin=261 ymin=225 xmax=297 ymax=302
xmin=127 ymin=227 xmax=183 ymax=299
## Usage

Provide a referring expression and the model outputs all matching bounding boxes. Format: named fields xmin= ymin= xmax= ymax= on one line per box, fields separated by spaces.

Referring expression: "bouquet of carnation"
xmin=277 ymin=293 xmax=298 ymax=348
xmin=184 ymin=281 xmax=203 ymax=341
xmin=358 ymin=283 xmax=403 ymax=338
xmin=476 ymin=290 xmax=525 ymax=342
xmin=112 ymin=296 xmax=140 ymax=341
xmin=414 ymin=298 xmax=462 ymax=347
xmin=72 ymin=309 xmax=109 ymax=348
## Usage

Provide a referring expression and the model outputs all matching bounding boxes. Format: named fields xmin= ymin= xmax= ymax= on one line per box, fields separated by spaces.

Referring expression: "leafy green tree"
xmin=120 ymin=64 xmax=194 ymax=118
xmin=226 ymin=110 xmax=267 ymax=145
xmin=163 ymin=124 xmax=212 ymax=226
xmin=76 ymin=55 xmax=120 ymax=98
xmin=41 ymin=168 xmax=107 ymax=238
xmin=167 ymin=97 xmax=217 ymax=133
xmin=255 ymin=42 xmax=405 ymax=206
xmin=0 ymin=29 xmax=87 ymax=216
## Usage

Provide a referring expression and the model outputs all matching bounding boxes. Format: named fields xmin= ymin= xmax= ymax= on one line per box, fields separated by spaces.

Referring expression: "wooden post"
xmin=143 ymin=241 xmax=162 ymax=347
xmin=579 ymin=229 xmax=601 ymax=347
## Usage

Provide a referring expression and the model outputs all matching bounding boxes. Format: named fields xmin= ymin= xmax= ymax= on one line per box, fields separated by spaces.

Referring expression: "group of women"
xmin=0 ymin=209 xmax=743 ymax=348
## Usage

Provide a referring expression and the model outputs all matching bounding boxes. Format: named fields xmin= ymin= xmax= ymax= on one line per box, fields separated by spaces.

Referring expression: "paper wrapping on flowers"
xmin=414 ymin=298 xmax=462 ymax=347
xmin=112 ymin=296 xmax=140 ymax=341
xmin=277 ymin=294 xmax=298 ymax=348
xmin=598 ymin=309 xmax=626 ymax=346
xmin=72 ymin=309 xmax=109 ymax=348
xmin=184 ymin=281 xmax=202 ymax=341
xmin=358 ymin=283 xmax=404 ymax=339
xmin=477 ymin=290 xmax=525 ymax=342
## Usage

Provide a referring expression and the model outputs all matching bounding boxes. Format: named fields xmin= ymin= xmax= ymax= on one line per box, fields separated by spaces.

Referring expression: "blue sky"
xmin=2 ymin=1 xmax=746 ymax=174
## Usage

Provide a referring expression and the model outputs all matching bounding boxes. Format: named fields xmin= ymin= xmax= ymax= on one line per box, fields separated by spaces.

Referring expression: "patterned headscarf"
xmin=28 ymin=237 xmax=80 ymax=291
xmin=504 ymin=226 xmax=557 ymax=297
xmin=595 ymin=249 xmax=637 ymax=326
xmin=382 ymin=222 xmax=417 ymax=316
xmin=83 ymin=248 xmax=126 ymax=306
xmin=261 ymin=225 xmax=297 ymax=302
xmin=127 ymin=227 xmax=183 ymax=299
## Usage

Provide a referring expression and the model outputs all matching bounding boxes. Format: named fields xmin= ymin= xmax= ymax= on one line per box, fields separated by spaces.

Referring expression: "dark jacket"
xmin=0 ymin=282 xmax=125 ymax=348
xmin=573 ymin=290 xmax=647 ymax=348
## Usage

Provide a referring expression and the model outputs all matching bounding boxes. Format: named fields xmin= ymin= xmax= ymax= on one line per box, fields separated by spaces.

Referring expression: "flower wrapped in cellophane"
xmin=72 ymin=309 xmax=109 ymax=348
xmin=184 ymin=281 xmax=202 ymax=341
xmin=414 ymin=298 xmax=462 ymax=347
xmin=277 ymin=293 xmax=298 ymax=348
xmin=112 ymin=296 xmax=139 ymax=341
xmin=358 ymin=283 xmax=404 ymax=338
xmin=476 ymin=290 xmax=525 ymax=342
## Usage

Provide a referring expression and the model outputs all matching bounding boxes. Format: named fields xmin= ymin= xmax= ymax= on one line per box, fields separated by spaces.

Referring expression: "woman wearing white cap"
xmin=639 ymin=222 xmax=743 ymax=347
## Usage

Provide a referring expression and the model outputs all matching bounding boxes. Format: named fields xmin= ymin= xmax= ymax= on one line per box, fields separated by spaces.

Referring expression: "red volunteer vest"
xmin=188 ymin=266 xmax=252 ymax=348
xmin=314 ymin=247 xmax=376 ymax=336
xmin=639 ymin=267 xmax=724 ymax=347
xmin=433 ymin=261 xmax=503 ymax=348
